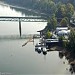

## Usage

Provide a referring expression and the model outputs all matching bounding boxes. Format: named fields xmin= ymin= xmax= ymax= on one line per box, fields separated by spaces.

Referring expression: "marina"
xmin=0 ymin=1 xmax=74 ymax=75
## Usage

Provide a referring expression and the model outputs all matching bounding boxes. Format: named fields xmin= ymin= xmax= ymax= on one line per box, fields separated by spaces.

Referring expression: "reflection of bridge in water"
xmin=0 ymin=16 xmax=47 ymax=37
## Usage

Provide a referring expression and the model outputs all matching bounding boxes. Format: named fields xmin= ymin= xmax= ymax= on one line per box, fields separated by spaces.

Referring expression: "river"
xmin=0 ymin=2 xmax=72 ymax=75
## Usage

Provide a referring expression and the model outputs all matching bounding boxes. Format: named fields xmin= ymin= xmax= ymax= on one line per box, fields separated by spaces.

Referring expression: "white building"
xmin=57 ymin=30 xmax=70 ymax=36
xmin=56 ymin=27 xmax=68 ymax=33
xmin=55 ymin=27 xmax=70 ymax=38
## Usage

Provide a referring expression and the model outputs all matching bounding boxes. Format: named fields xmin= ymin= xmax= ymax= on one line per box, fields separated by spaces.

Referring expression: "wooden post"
xmin=19 ymin=18 xmax=21 ymax=37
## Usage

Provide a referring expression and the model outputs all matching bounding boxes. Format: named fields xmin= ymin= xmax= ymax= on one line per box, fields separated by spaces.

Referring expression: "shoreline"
xmin=48 ymin=45 xmax=75 ymax=74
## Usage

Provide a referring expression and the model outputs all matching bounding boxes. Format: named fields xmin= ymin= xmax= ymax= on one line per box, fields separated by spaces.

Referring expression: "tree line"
xmin=3 ymin=0 xmax=75 ymax=16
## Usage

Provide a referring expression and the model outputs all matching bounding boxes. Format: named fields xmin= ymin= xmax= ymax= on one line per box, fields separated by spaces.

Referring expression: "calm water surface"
xmin=0 ymin=2 xmax=71 ymax=75
xmin=0 ymin=39 xmax=70 ymax=74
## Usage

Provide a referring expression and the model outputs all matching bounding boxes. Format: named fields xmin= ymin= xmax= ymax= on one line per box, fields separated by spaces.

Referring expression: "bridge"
xmin=0 ymin=16 xmax=47 ymax=37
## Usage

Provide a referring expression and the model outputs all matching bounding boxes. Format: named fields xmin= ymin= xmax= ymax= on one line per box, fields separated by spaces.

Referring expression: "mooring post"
xmin=19 ymin=18 xmax=21 ymax=37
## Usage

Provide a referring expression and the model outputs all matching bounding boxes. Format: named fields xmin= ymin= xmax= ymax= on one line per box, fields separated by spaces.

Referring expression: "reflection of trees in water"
xmin=59 ymin=51 xmax=64 ymax=59
xmin=35 ymin=48 xmax=47 ymax=61
xmin=69 ymin=64 xmax=75 ymax=74
xmin=35 ymin=48 xmax=47 ymax=56
xmin=35 ymin=46 xmax=75 ymax=74
xmin=66 ymin=52 xmax=75 ymax=74
xmin=58 ymin=51 xmax=75 ymax=74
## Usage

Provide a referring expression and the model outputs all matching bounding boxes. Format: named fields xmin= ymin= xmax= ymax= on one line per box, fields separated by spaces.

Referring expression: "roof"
xmin=56 ymin=27 xmax=68 ymax=30
xmin=57 ymin=30 xmax=70 ymax=35
xmin=37 ymin=29 xmax=44 ymax=32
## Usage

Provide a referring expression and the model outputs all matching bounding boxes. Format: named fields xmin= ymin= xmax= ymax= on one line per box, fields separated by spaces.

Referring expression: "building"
xmin=55 ymin=27 xmax=70 ymax=38
xmin=55 ymin=27 xmax=68 ymax=33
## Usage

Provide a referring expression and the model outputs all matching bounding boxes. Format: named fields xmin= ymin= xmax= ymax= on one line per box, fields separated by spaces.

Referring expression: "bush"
xmin=46 ymin=30 xmax=52 ymax=39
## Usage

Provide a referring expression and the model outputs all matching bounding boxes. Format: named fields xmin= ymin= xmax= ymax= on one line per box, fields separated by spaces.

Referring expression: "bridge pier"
xmin=19 ymin=19 xmax=21 ymax=37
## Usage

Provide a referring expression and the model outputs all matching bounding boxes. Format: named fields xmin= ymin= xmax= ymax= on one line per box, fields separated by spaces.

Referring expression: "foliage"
xmin=63 ymin=40 xmax=68 ymax=48
xmin=46 ymin=15 xmax=57 ymax=31
xmin=36 ymin=0 xmax=56 ymax=14
xmin=56 ymin=3 xmax=66 ymax=18
xmin=60 ymin=18 xmax=68 ymax=27
xmin=66 ymin=29 xmax=75 ymax=52
xmin=3 ymin=0 xmax=74 ymax=18
xmin=59 ymin=36 xmax=66 ymax=43
xmin=58 ymin=35 xmax=69 ymax=48
xmin=64 ymin=17 xmax=69 ymax=23
xmin=56 ymin=3 xmax=74 ymax=19
xmin=46 ymin=30 xmax=52 ymax=39
xmin=66 ymin=3 xmax=74 ymax=18
xmin=51 ymin=15 xmax=57 ymax=29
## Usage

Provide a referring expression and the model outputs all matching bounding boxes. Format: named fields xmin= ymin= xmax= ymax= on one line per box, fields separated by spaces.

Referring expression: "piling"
xmin=19 ymin=18 xmax=21 ymax=37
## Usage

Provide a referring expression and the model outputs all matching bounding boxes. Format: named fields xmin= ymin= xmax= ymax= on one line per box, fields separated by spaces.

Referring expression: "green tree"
xmin=51 ymin=15 xmax=57 ymax=30
xmin=56 ymin=3 xmax=66 ymax=18
xmin=66 ymin=3 xmax=74 ymax=18
xmin=46 ymin=30 xmax=52 ymax=39
xmin=56 ymin=3 xmax=74 ymax=18
xmin=60 ymin=18 xmax=68 ymax=27
xmin=44 ymin=18 xmax=51 ymax=31
xmin=66 ymin=29 xmax=75 ymax=53
xmin=46 ymin=16 xmax=57 ymax=31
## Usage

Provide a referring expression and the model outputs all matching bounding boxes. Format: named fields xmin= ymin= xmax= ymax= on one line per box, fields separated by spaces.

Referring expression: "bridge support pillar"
xmin=19 ymin=19 xmax=21 ymax=37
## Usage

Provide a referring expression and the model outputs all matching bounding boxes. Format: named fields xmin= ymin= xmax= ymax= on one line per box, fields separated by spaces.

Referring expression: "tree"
xmin=51 ymin=15 xmax=57 ymax=30
xmin=56 ymin=3 xmax=74 ymax=19
xmin=56 ymin=3 xmax=66 ymax=18
xmin=66 ymin=3 xmax=74 ymax=18
xmin=46 ymin=18 xmax=52 ymax=31
xmin=60 ymin=18 xmax=68 ymax=27
xmin=46 ymin=15 xmax=57 ymax=31
xmin=66 ymin=29 xmax=75 ymax=53
xmin=46 ymin=30 xmax=52 ymax=39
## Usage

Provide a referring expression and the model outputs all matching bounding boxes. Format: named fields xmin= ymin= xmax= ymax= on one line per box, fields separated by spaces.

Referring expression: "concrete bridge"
xmin=0 ymin=16 xmax=47 ymax=37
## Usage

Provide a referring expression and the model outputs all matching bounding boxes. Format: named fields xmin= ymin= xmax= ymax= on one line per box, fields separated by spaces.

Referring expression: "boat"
xmin=42 ymin=47 xmax=47 ymax=55
xmin=35 ymin=42 xmax=47 ymax=55
xmin=35 ymin=43 xmax=42 ymax=53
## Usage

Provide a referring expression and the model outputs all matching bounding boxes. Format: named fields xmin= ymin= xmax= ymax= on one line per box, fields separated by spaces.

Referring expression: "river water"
xmin=0 ymin=2 xmax=72 ymax=75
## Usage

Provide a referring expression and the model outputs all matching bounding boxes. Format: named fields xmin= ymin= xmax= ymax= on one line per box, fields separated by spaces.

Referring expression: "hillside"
xmin=2 ymin=0 xmax=75 ymax=18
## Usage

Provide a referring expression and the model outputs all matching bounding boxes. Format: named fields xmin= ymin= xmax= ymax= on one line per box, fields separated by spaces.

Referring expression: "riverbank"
xmin=46 ymin=43 xmax=75 ymax=74
xmin=41 ymin=26 xmax=75 ymax=74
xmin=48 ymin=41 xmax=75 ymax=74
xmin=59 ymin=49 xmax=75 ymax=74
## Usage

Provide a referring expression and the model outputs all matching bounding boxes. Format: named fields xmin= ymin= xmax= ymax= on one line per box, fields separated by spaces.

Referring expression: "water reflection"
xmin=69 ymin=65 xmax=75 ymax=74
xmin=34 ymin=43 xmax=75 ymax=74
xmin=58 ymin=50 xmax=75 ymax=74
xmin=59 ymin=51 xmax=64 ymax=59
xmin=35 ymin=47 xmax=47 ymax=55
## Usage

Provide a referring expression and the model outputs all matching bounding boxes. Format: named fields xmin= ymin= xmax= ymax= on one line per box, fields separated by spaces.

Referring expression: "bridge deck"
xmin=0 ymin=16 xmax=47 ymax=22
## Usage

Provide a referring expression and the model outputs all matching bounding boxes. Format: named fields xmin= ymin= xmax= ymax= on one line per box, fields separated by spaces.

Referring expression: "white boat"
xmin=42 ymin=47 xmax=47 ymax=55
xmin=35 ymin=43 xmax=42 ymax=53
xmin=35 ymin=42 xmax=47 ymax=55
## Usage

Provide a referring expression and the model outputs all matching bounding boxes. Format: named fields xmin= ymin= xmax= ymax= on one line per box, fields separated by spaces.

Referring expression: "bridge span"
xmin=0 ymin=16 xmax=47 ymax=37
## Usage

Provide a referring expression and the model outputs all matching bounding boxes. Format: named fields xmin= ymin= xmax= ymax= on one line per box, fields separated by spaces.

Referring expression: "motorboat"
xmin=35 ymin=43 xmax=42 ymax=53
xmin=42 ymin=47 xmax=47 ymax=55
xmin=35 ymin=42 xmax=47 ymax=55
